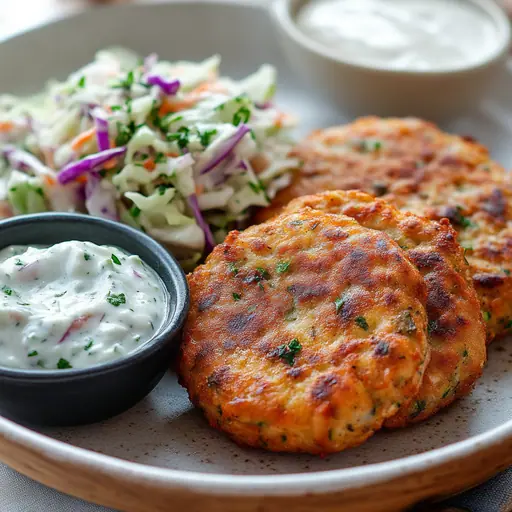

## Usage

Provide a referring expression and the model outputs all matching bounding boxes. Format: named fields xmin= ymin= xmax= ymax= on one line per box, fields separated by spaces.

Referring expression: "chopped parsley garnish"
xmin=2 ymin=286 xmax=13 ymax=296
xmin=355 ymin=316 xmax=369 ymax=331
xmin=112 ymin=69 xmax=135 ymax=90
xmin=27 ymin=350 xmax=38 ymax=357
xmin=111 ymin=254 xmax=122 ymax=265
xmin=410 ymin=400 xmax=426 ymax=419
xmin=107 ymin=292 xmax=126 ymax=307
xmin=154 ymin=152 xmax=166 ymax=164
xmin=276 ymin=338 xmax=302 ymax=366
xmin=57 ymin=358 xmax=73 ymax=370
xmin=506 ymin=320 xmax=512 ymax=330
xmin=14 ymin=259 xmax=24 ymax=266
xmin=84 ymin=252 xmax=91 ymax=261
xmin=228 ymin=262 xmax=239 ymax=275
xmin=453 ymin=206 xmax=477 ymax=229
xmin=256 ymin=267 xmax=270 ymax=280
xmin=130 ymin=206 xmax=141 ymax=218
xmin=233 ymin=106 xmax=251 ymax=126
xmin=115 ymin=120 xmax=143 ymax=147
xmin=158 ymin=184 xmax=170 ymax=195
xmin=462 ymin=348 xmax=469 ymax=358
xmin=276 ymin=261 xmax=291 ymax=273
xmin=111 ymin=105 xmax=122 ymax=111
xmin=84 ymin=340 xmax=94 ymax=351
xmin=167 ymin=126 xmax=190 ymax=149
xmin=232 ymin=292 xmax=241 ymax=301
xmin=442 ymin=388 xmax=452 ymax=399
xmin=198 ymin=128 xmax=217 ymax=147
xmin=483 ymin=311 xmax=491 ymax=322
xmin=355 ymin=139 xmax=382 ymax=153
xmin=334 ymin=297 xmax=345 ymax=314
xmin=248 ymin=180 xmax=269 ymax=201
xmin=77 ymin=76 xmax=86 ymax=88
xmin=504 ymin=269 xmax=511 ymax=276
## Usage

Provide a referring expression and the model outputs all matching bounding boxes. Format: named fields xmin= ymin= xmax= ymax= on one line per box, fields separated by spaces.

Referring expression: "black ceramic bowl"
xmin=0 ymin=213 xmax=189 ymax=426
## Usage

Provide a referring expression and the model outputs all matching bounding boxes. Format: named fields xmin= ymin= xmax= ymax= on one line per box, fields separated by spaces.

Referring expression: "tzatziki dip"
xmin=0 ymin=241 xmax=167 ymax=370
xmin=295 ymin=0 xmax=500 ymax=71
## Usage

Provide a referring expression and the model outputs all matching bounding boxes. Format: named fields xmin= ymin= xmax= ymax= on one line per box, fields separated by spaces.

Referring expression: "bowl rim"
xmin=271 ymin=0 xmax=512 ymax=76
xmin=0 ymin=212 xmax=189 ymax=381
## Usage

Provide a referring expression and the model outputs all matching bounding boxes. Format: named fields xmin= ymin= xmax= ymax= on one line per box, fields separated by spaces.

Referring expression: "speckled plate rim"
xmin=1 ymin=413 xmax=512 ymax=496
xmin=0 ymin=0 xmax=511 ymax=507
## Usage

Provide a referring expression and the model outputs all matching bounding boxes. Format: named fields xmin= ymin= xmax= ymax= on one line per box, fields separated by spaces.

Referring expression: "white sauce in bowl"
xmin=0 ymin=241 xmax=167 ymax=370
xmin=295 ymin=0 xmax=500 ymax=71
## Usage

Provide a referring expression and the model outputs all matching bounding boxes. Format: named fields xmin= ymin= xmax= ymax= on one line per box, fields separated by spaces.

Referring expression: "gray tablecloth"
xmin=2 ymin=461 xmax=512 ymax=512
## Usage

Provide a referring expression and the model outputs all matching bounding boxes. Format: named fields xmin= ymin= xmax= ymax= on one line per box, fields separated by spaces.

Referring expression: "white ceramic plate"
xmin=1 ymin=2 xmax=512 ymax=511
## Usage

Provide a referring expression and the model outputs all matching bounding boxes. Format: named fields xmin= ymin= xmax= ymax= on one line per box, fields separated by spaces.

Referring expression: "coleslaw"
xmin=0 ymin=48 xmax=297 ymax=268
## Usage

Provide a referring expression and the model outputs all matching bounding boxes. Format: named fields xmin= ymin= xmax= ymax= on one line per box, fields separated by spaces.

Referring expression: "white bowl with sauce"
xmin=271 ymin=0 xmax=511 ymax=120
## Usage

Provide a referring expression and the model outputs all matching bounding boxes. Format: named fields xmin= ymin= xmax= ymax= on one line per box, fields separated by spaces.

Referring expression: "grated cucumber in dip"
xmin=0 ymin=49 xmax=298 ymax=269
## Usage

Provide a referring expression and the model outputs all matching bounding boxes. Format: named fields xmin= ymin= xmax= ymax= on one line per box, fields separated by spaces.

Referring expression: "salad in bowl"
xmin=0 ymin=49 xmax=297 ymax=268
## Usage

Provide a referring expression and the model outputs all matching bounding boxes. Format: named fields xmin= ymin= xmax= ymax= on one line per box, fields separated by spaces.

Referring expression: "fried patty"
xmin=284 ymin=191 xmax=486 ymax=427
xmin=255 ymin=117 xmax=512 ymax=340
xmin=179 ymin=209 xmax=430 ymax=454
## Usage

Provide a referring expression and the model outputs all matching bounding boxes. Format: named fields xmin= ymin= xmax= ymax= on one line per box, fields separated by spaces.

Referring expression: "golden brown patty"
xmin=284 ymin=191 xmax=486 ymax=427
xmin=179 ymin=209 xmax=430 ymax=454
xmin=255 ymin=117 xmax=512 ymax=340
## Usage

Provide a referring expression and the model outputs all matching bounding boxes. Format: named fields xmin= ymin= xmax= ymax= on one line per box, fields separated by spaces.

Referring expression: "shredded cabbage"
xmin=0 ymin=48 xmax=298 ymax=265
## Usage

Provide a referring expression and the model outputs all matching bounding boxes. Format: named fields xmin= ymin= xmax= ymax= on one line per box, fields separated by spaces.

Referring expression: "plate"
xmin=1 ymin=2 xmax=512 ymax=511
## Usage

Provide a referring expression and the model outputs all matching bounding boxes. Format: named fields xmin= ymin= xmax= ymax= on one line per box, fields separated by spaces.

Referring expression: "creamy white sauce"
xmin=0 ymin=241 xmax=167 ymax=370
xmin=295 ymin=0 xmax=499 ymax=71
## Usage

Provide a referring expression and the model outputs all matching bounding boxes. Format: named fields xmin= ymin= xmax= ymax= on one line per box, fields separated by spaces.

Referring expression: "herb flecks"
xmin=107 ymin=292 xmax=126 ymax=307
xmin=355 ymin=316 xmax=369 ymax=331
xmin=27 ymin=350 xmax=38 ymax=357
xmin=410 ymin=399 xmax=426 ymax=419
xmin=111 ymin=254 xmax=122 ymax=265
xmin=276 ymin=338 xmax=302 ymax=366
xmin=2 ymin=286 xmax=13 ymax=296
xmin=57 ymin=358 xmax=73 ymax=370
xmin=276 ymin=261 xmax=291 ymax=274
xmin=334 ymin=297 xmax=345 ymax=315
xmin=232 ymin=292 xmax=241 ymax=301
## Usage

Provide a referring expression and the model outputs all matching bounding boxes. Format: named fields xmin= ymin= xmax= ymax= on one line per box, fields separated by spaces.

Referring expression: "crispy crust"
xmin=255 ymin=117 xmax=512 ymax=340
xmin=179 ymin=209 xmax=430 ymax=454
xmin=284 ymin=191 xmax=486 ymax=427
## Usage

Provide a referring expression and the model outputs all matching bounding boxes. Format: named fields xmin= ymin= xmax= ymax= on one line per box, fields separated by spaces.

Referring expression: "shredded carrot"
xmin=275 ymin=112 xmax=287 ymax=129
xmin=166 ymin=152 xmax=180 ymax=158
xmin=195 ymin=184 xmax=205 ymax=195
xmin=103 ymin=158 xmax=117 ymax=170
xmin=43 ymin=175 xmax=56 ymax=187
xmin=144 ymin=159 xmax=156 ymax=172
xmin=158 ymin=81 xmax=228 ymax=115
xmin=71 ymin=128 xmax=96 ymax=151
xmin=0 ymin=121 xmax=14 ymax=132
